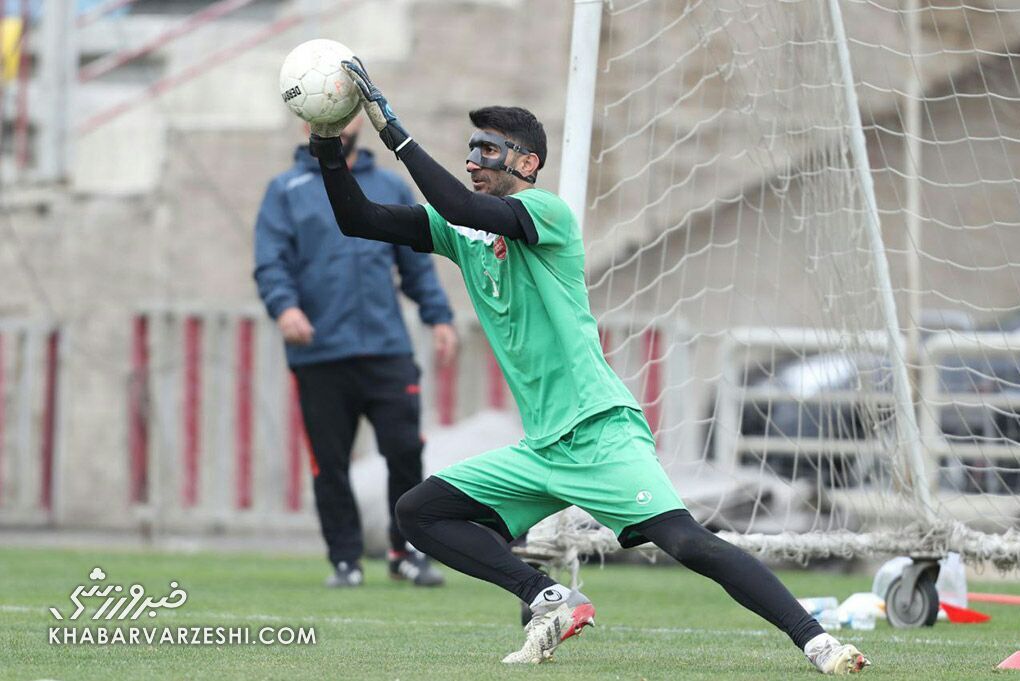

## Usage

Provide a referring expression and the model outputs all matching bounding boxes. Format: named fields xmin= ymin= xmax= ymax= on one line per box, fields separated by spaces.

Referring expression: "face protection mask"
xmin=466 ymin=131 xmax=537 ymax=184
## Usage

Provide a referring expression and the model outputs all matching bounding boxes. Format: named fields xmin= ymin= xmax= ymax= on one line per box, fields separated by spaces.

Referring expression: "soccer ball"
xmin=279 ymin=39 xmax=362 ymax=126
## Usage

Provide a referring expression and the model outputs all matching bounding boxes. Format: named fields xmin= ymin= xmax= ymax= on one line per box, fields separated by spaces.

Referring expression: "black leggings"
xmin=395 ymin=478 xmax=555 ymax=602
xmin=396 ymin=477 xmax=823 ymax=649
xmin=635 ymin=513 xmax=823 ymax=649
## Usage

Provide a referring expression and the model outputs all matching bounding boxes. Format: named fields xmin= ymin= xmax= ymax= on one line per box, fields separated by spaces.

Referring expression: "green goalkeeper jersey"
xmin=425 ymin=188 xmax=639 ymax=448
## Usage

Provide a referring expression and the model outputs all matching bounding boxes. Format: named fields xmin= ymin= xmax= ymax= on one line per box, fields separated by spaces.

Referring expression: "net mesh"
xmin=530 ymin=0 xmax=1020 ymax=571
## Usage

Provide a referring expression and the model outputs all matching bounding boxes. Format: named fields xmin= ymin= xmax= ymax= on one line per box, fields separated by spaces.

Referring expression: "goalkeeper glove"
xmin=341 ymin=57 xmax=412 ymax=155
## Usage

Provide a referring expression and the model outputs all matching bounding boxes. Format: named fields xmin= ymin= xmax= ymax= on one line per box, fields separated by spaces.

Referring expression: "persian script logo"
xmin=49 ymin=567 xmax=188 ymax=621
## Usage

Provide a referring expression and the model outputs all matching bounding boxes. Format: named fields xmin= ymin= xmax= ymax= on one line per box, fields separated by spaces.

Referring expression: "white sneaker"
xmin=324 ymin=561 xmax=364 ymax=588
xmin=501 ymin=590 xmax=595 ymax=664
xmin=805 ymin=634 xmax=871 ymax=675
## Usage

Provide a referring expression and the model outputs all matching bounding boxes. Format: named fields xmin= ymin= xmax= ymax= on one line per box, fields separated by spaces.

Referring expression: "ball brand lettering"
xmin=281 ymin=86 xmax=302 ymax=103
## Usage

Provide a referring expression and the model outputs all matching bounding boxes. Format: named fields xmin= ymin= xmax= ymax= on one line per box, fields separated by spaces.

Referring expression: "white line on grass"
xmin=1 ymin=605 xmax=1008 ymax=648
xmin=99 ymin=609 xmax=775 ymax=638
xmin=6 ymin=604 xmax=768 ymax=638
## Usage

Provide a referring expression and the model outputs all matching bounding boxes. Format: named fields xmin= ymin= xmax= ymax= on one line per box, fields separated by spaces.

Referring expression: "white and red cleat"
xmin=502 ymin=590 xmax=595 ymax=664
xmin=805 ymin=633 xmax=871 ymax=675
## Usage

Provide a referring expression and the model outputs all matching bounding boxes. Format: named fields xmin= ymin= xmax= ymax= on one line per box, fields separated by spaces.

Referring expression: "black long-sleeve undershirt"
xmin=311 ymin=135 xmax=537 ymax=253
xmin=396 ymin=140 xmax=538 ymax=245
xmin=313 ymin=137 xmax=434 ymax=252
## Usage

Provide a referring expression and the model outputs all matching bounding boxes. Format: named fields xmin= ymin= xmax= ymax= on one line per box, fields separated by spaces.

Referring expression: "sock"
xmin=803 ymin=632 xmax=839 ymax=656
xmin=528 ymin=584 xmax=573 ymax=614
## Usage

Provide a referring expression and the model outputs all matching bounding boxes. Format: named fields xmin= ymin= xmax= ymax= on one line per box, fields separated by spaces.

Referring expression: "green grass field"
xmin=2 ymin=547 xmax=1019 ymax=680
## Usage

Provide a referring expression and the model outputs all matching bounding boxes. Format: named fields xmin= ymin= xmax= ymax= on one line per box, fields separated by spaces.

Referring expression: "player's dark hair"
xmin=469 ymin=106 xmax=547 ymax=170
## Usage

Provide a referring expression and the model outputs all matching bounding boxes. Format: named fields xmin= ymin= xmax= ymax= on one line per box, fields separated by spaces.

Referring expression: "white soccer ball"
xmin=279 ymin=39 xmax=362 ymax=126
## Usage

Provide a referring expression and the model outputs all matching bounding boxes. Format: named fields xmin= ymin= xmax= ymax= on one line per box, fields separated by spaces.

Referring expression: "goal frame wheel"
xmin=885 ymin=560 xmax=941 ymax=628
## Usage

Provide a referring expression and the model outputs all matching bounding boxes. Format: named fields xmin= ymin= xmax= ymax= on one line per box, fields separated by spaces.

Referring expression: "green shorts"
xmin=434 ymin=406 xmax=686 ymax=548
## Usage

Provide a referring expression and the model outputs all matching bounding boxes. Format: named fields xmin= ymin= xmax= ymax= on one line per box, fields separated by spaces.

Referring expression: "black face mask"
xmin=466 ymin=131 xmax=537 ymax=184
xmin=341 ymin=132 xmax=359 ymax=159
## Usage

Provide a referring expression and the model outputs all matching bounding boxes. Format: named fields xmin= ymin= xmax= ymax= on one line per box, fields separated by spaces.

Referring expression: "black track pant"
xmin=294 ymin=355 xmax=424 ymax=566
xmin=396 ymin=477 xmax=824 ymax=650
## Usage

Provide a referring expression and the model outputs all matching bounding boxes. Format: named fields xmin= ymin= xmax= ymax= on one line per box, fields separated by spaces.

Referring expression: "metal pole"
xmin=13 ymin=0 xmax=31 ymax=170
xmin=905 ymin=0 xmax=923 ymax=374
xmin=826 ymin=0 xmax=937 ymax=521
xmin=0 ymin=36 xmax=7 ymax=160
xmin=557 ymin=0 xmax=604 ymax=235
xmin=35 ymin=0 xmax=76 ymax=180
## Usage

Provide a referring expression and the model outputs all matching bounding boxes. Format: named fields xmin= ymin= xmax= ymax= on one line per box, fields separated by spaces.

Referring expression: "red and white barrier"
xmin=128 ymin=315 xmax=149 ymax=504
xmin=599 ymin=317 xmax=689 ymax=452
xmin=127 ymin=307 xmax=687 ymax=531
xmin=181 ymin=316 xmax=201 ymax=508
xmin=286 ymin=375 xmax=307 ymax=512
xmin=0 ymin=333 xmax=5 ymax=504
xmin=131 ymin=309 xmax=281 ymax=529
xmin=128 ymin=308 xmax=518 ymax=530
xmin=642 ymin=327 xmax=664 ymax=439
xmin=0 ymin=319 xmax=64 ymax=524
xmin=235 ymin=318 xmax=254 ymax=510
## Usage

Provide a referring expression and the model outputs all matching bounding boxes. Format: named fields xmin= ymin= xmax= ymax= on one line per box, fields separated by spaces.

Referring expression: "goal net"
xmin=528 ymin=0 xmax=1020 ymax=572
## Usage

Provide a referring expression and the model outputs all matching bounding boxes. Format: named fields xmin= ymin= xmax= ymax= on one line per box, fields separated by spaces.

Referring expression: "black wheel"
xmin=885 ymin=573 xmax=939 ymax=628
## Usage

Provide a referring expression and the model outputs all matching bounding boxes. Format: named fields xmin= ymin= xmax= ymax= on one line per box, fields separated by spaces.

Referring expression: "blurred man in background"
xmin=254 ymin=117 xmax=457 ymax=588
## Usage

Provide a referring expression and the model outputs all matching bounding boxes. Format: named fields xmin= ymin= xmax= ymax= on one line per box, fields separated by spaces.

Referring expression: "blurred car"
xmin=723 ymin=352 xmax=895 ymax=488
xmin=701 ymin=310 xmax=998 ymax=487
xmin=934 ymin=345 xmax=1020 ymax=446
xmin=977 ymin=309 xmax=1020 ymax=333
xmin=733 ymin=309 xmax=975 ymax=443
xmin=934 ymin=349 xmax=1020 ymax=494
xmin=737 ymin=351 xmax=893 ymax=441
xmin=920 ymin=308 xmax=1020 ymax=446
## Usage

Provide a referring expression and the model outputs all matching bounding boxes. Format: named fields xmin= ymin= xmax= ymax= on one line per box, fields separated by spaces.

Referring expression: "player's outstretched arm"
xmin=309 ymin=134 xmax=433 ymax=253
xmin=342 ymin=58 xmax=535 ymax=242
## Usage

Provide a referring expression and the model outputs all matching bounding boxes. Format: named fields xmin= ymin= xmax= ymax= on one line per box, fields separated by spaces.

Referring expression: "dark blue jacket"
xmin=254 ymin=146 xmax=453 ymax=367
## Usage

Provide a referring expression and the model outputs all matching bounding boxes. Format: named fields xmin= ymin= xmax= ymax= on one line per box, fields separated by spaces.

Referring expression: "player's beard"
xmin=474 ymin=169 xmax=516 ymax=197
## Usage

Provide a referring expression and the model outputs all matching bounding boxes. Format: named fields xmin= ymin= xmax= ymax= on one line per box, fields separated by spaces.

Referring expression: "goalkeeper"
xmin=307 ymin=57 xmax=870 ymax=675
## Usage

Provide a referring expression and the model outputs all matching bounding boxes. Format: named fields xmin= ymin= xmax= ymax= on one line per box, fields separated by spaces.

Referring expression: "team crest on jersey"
xmin=493 ymin=236 xmax=507 ymax=260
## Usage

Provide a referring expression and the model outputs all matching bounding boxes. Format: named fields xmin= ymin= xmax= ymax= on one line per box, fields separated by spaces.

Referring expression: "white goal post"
xmin=535 ymin=0 xmax=1020 ymax=574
